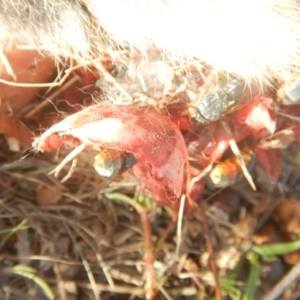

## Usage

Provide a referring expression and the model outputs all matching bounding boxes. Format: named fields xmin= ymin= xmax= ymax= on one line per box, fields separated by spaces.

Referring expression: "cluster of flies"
xmin=93 ymin=71 xmax=300 ymax=190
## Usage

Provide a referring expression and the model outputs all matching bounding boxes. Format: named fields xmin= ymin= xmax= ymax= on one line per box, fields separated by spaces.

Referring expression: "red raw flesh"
xmin=33 ymin=103 xmax=188 ymax=210
xmin=253 ymin=146 xmax=282 ymax=181
xmin=234 ymin=97 xmax=276 ymax=139
xmin=186 ymin=96 xmax=278 ymax=200
xmin=33 ymin=95 xmax=282 ymax=210
xmin=191 ymin=121 xmax=251 ymax=169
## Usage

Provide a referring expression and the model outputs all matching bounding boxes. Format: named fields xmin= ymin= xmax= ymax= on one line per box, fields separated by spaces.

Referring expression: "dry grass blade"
xmin=175 ymin=194 xmax=186 ymax=258
xmin=62 ymin=220 xmax=100 ymax=300
xmin=197 ymin=198 xmax=222 ymax=300
xmin=49 ymin=143 xmax=86 ymax=179
xmin=221 ymin=120 xmax=256 ymax=190
xmin=0 ymin=49 xmax=16 ymax=81
xmin=93 ymin=61 xmax=133 ymax=102
xmin=53 ymin=263 xmax=68 ymax=300
xmin=25 ymin=73 xmax=80 ymax=118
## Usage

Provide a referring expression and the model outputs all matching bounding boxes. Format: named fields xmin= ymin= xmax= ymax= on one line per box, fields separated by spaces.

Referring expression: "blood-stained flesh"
xmin=33 ymin=103 xmax=188 ymax=209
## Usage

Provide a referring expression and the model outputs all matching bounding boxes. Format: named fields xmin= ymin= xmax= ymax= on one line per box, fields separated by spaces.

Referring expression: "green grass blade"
xmin=242 ymin=252 xmax=260 ymax=300
xmin=0 ymin=219 xmax=29 ymax=250
xmin=252 ymin=239 xmax=300 ymax=257
xmin=11 ymin=265 xmax=55 ymax=300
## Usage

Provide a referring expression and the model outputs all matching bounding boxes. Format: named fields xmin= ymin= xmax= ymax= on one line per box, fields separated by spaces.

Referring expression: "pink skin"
xmin=33 ymin=103 xmax=188 ymax=210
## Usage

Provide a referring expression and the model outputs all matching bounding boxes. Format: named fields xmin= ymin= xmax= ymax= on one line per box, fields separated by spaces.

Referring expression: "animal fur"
xmin=1 ymin=0 xmax=300 ymax=86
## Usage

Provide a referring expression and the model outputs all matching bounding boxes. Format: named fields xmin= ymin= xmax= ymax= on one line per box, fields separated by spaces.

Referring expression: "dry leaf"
xmin=36 ymin=183 xmax=63 ymax=205
xmin=0 ymin=113 xmax=32 ymax=150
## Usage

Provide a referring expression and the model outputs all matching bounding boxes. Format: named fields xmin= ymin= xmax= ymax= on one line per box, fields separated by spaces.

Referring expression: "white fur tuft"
xmin=1 ymin=0 xmax=300 ymax=86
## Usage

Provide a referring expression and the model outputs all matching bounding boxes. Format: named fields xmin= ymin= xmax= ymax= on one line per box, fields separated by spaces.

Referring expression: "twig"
xmin=181 ymin=256 xmax=206 ymax=295
xmin=53 ymin=263 xmax=68 ymax=300
xmin=157 ymin=283 xmax=173 ymax=300
xmin=25 ymin=73 xmax=80 ymax=118
xmin=277 ymin=111 xmax=300 ymax=123
xmin=60 ymin=158 xmax=77 ymax=183
xmin=262 ymin=260 xmax=300 ymax=300
xmin=62 ymin=221 xmax=100 ymax=300
xmin=75 ymin=280 xmax=197 ymax=296
xmin=197 ymin=199 xmax=222 ymax=300
xmin=138 ymin=207 xmax=157 ymax=300
xmin=154 ymin=220 xmax=174 ymax=259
